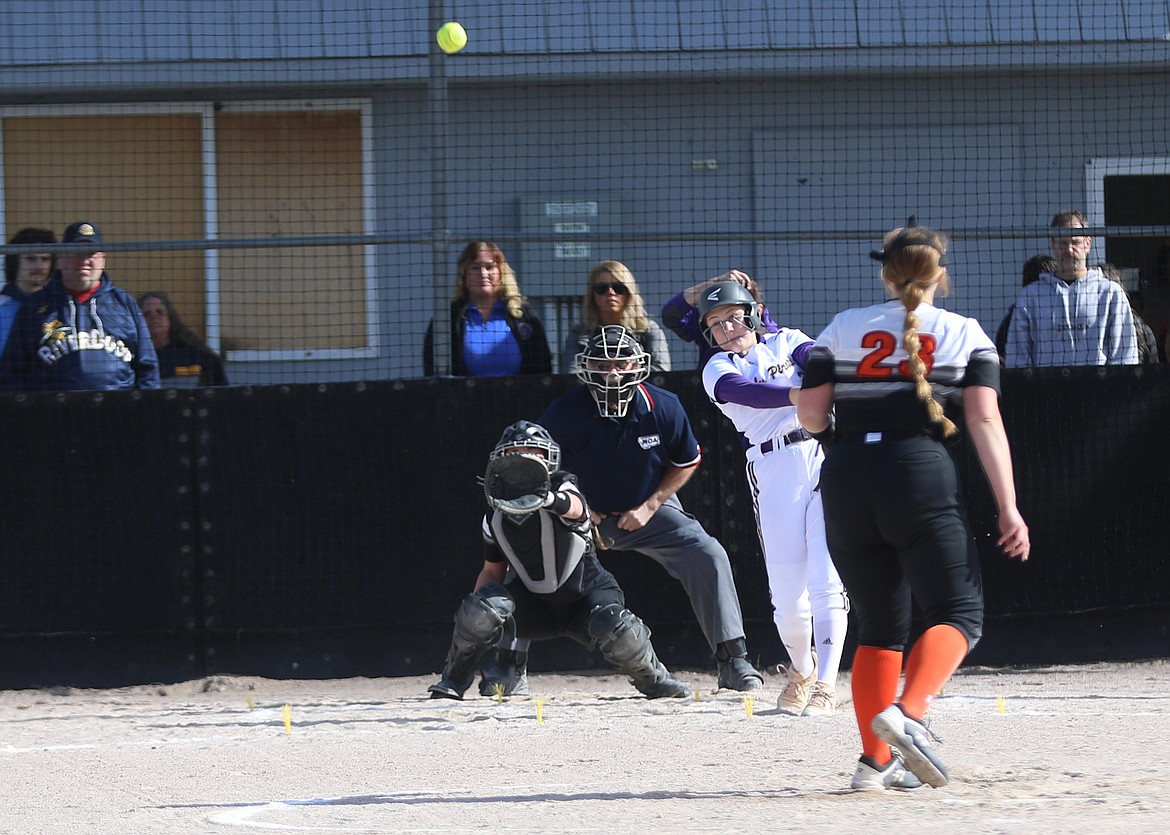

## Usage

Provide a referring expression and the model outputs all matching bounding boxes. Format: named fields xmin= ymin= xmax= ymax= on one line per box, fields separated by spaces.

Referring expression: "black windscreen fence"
xmin=1 ymin=368 xmax=1167 ymax=688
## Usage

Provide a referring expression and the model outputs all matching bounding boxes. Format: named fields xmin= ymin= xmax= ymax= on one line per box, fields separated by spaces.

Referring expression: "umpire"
xmin=486 ymin=326 xmax=764 ymax=692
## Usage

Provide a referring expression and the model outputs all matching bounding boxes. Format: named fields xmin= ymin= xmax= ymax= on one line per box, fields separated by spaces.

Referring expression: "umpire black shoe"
xmin=715 ymin=638 xmax=764 ymax=691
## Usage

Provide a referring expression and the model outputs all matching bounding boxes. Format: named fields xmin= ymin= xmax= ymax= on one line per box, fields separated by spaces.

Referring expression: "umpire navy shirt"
xmin=538 ymin=383 xmax=701 ymax=513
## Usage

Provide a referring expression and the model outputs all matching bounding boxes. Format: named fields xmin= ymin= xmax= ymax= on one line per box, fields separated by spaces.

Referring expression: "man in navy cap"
xmin=0 ymin=221 xmax=159 ymax=390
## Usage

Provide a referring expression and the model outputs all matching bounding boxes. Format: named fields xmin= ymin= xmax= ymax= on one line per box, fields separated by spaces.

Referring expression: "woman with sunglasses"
xmin=558 ymin=260 xmax=671 ymax=374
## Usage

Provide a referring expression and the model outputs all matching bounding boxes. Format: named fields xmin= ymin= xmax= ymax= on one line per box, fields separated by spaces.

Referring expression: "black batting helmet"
xmin=697 ymin=281 xmax=764 ymax=347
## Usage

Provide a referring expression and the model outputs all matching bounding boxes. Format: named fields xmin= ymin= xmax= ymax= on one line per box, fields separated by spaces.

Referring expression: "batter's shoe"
xmin=715 ymin=638 xmax=764 ymax=691
xmin=776 ymin=651 xmax=819 ymax=715
xmin=850 ymin=752 xmax=924 ymax=792
xmin=478 ymin=649 xmax=530 ymax=697
xmin=871 ymin=704 xmax=949 ymax=788
xmin=801 ymin=681 xmax=839 ymax=717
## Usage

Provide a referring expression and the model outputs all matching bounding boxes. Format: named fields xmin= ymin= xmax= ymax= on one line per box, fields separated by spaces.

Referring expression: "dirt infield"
xmin=2 ymin=659 xmax=1167 ymax=833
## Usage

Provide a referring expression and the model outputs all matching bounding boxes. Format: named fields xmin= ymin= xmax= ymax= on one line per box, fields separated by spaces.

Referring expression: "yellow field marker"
xmin=283 ymin=703 xmax=292 ymax=733
xmin=536 ymin=698 xmax=545 ymax=725
xmin=997 ymin=695 xmax=1006 ymax=715
xmin=742 ymin=695 xmax=754 ymax=718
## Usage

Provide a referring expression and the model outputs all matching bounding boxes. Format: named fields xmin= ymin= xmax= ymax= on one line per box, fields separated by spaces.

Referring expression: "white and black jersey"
xmin=803 ymin=300 xmax=1000 ymax=439
xmin=483 ymin=472 xmax=607 ymax=603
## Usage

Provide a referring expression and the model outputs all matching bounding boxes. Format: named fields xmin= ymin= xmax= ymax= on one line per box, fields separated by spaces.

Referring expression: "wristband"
xmin=544 ymin=491 xmax=573 ymax=515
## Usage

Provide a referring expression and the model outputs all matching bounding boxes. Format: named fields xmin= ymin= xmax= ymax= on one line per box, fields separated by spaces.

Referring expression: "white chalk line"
xmin=204 ymin=785 xmax=626 ymax=833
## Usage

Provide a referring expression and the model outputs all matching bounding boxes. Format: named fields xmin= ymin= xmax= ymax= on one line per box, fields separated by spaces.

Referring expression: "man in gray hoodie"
xmin=1005 ymin=209 xmax=1138 ymax=368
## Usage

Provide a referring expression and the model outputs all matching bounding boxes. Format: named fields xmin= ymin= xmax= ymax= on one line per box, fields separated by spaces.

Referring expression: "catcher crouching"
xmin=428 ymin=420 xmax=691 ymax=700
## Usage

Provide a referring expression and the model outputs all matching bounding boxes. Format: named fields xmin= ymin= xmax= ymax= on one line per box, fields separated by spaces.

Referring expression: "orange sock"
xmin=900 ymin=624 xmax=969 ymax=719
xmin=851 ymin=645 xmax=903 ymax=762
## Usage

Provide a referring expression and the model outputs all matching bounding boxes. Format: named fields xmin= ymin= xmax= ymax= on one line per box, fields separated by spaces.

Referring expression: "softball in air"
xmin=437 ymin=21 xmax=468 ymax=54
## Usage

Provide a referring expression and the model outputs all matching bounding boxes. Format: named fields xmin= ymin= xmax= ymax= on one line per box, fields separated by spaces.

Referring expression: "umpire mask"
xmin=575 ymin=325 xmax=650 ymax=418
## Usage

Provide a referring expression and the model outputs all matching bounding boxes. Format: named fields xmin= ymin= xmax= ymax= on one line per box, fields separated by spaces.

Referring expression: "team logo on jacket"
xmin=36 ymin=322 xmax=133 ymax=365
xmin=41 ymin=319 xmax=69 ymax=344
xmin=638 ymin=434 xmax=661 ymax=450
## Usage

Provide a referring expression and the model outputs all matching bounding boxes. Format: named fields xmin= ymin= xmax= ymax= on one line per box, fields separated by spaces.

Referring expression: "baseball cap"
xmin=62 ymin=221 xmax=103 ymax=245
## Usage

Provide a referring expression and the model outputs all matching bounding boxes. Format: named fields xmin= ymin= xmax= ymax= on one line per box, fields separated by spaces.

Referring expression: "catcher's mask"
xmin=491 ymin=420 xmax=560 ymax=472
xmin=575 ymin=325 xmax=650 ymax=418
xmin=697 ymin=281 xmax=764 ymax=347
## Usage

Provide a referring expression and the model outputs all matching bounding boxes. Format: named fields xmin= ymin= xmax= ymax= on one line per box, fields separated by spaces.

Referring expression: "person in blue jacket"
xmin=0 ymin=221 xmax=159 ymax=391
xmin=0 ymin=227 xmax=57 ymax=350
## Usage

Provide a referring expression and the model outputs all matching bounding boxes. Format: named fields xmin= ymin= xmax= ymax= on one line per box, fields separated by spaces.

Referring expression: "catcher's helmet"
xmin=575 ymin=325 xmax=650 ymax=418
xmin=697 ymin=281 xmax=764 ymax=347
xmin=491 ymin=420 xmax=560 ymax=472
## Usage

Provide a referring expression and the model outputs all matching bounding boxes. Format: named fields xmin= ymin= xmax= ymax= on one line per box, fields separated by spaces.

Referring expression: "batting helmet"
xmin=697 ymin=281 xmax=764 ymax=347
xmin=575 ymin=325 xmax=650 ymax=418
xmin=491 ymin=420 xmax=561 ymax=472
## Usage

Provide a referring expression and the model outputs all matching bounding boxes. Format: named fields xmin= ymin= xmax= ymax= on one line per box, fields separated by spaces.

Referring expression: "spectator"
xmin=427 ymin=421 xmax=690 ymax=702
xmin=994 ymin=254 xmax=1055 ymax=362
xmin=662 ymin=270 xmax=780 ymax=368
xmin=1097 ymin=264 xmax=1160 ymax=365
xmin=1005 ymin=209 xmax=1138 ymax=367
xmin=798 ymin=223 xmax=1029 ymax=791
xmin=137 ymin=291 xmax=228 ymax=386
xmin=558 ymin=260 xmax=671 ymax=374
xmin=423 ymin=241 xmax=552 ymax=377
xmin=697 ymin=280 xmax=849 ymax=717
xmin=482 ymin=326 xmax=765 ymax=696
xmin=0 ymin=221 xmax=159 ymax=391
xmin=1 ymin=227 xmax=57 ymax=349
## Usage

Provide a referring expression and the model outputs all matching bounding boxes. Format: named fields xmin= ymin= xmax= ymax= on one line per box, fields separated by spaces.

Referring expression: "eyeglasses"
xmin=593 ymin=282 xmax=629 ymax=296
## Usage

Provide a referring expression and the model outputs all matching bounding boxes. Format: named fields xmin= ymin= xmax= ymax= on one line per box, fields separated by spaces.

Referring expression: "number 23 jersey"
xmin=802 ymin=300 xmax=1000 ymax=438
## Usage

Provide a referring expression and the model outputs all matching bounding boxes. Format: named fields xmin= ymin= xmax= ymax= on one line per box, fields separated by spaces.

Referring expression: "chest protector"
xmin=489 ymin=499 xmax=590 ymax=595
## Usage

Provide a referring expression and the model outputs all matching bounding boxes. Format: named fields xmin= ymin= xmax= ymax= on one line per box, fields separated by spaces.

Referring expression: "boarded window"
xmin=215 ymin=109 xmax=366 ymax=352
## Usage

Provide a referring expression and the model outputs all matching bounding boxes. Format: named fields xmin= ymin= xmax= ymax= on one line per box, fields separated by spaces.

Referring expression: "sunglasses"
xmin=593 ymin=282 xmax=629 ymax=296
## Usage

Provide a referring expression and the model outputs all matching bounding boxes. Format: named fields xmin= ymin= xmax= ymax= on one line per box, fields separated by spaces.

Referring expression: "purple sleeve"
xmin=793 ymin=340 xmax=814 ymax=368
xmin=711 ymin=372 xmax=794 ymax=408
xmin=661 ymin=292 xmax=701 ymax=344
xmin=759 ymin=305 xmax=781 ymax=334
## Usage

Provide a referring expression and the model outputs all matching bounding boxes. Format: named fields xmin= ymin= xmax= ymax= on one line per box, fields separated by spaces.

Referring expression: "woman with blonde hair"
xmin=797 ymin=223 xmax=1029 ymax=792
xmin=423 ymin=241 xmax=552 ymax=376
xmin=559 ymin=260 xmax=670 ymax=374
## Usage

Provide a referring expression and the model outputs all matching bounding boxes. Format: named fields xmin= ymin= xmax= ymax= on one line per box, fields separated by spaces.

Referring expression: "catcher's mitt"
xmin=483 ymin=453 xmax=551 ymax=515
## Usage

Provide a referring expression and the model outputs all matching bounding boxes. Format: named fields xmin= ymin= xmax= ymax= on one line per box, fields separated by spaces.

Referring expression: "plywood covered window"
xmin=2 ymin=110 xmax=206 ymax=338
xmin=1 ymin=100 xmax=374 ymax=361
xmin=216 ymin=105 xmax=373 ymax=357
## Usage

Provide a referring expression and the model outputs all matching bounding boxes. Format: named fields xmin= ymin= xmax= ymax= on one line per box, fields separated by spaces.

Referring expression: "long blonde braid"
xmin=878 ymin=227 xmax=957 ymax=438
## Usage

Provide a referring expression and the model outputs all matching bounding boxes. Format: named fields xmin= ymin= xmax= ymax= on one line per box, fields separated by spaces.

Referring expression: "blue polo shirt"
xmin=462 ymin=300 xmax=522 ymax=377
xmin=538 ymin=383 xmax=702 ymax=513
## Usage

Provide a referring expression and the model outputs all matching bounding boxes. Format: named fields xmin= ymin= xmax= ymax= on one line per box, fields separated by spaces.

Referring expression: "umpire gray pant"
xmin=593 ymin=495 xmax=747 ymax=650
xmin=502 ymin=495 xmax=747 ymax=656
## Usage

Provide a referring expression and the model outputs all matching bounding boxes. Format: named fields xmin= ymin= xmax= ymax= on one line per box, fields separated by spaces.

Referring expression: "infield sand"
xmin=1 ymin=659 xmax=1166 ymax=833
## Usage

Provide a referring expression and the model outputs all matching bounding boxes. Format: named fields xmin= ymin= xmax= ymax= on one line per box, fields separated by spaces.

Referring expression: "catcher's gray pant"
xmin=503 ymin=495 xmax=747 ymax=654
